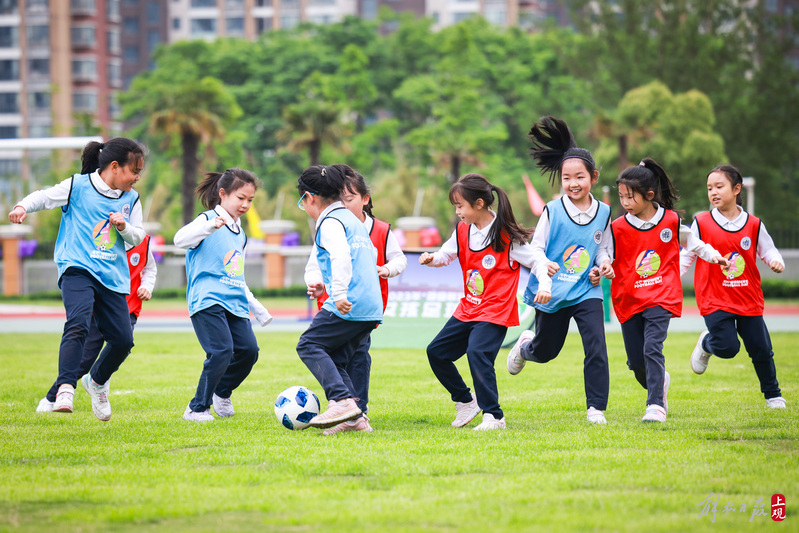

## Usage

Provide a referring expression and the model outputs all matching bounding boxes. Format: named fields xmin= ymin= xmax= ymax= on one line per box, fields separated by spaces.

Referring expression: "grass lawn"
xmin=1 ymin=330 xmax=796 ymax=532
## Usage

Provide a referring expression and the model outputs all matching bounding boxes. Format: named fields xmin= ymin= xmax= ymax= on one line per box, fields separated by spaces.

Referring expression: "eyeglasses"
xmin=297 ymin=191 xmax=315 ymax=211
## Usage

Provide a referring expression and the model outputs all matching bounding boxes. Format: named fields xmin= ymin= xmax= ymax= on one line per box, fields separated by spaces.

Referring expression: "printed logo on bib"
xmin=563 ymin=245 xmax=590 ymax=274
xmin=129 ymin=252 xmax=141 ymax=267
xmin=660 ymin=228 xmax=673 ymax=243
xmin=481 ymin=255 xmax=496 ymax=270
xmin=223 ymin=250 xmax=244 ymax=277
xmin=92 ymin=220 xmax=117 ymax=250
xmin=122 ymin=204 xmax=131 ymax=219
xmin=740 ymin=236 xmax=752 ymax=250
xmin=635 ymin=250 xmax=660 ymax=278
xmin=593 ymin=230 xmax=602 ymax=244
xmin=722 ymin=252 xmax=745 ymax=279
xmin=465 ymin=269 xmax=485 ymax=296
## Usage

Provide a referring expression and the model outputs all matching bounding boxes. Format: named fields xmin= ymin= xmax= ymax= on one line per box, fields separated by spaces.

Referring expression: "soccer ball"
xmin=274 ymin=386 xmax=321 ymax=430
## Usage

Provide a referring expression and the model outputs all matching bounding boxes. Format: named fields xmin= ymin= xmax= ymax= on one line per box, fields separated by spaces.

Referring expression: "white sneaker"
xmin=53 ymin=384 xmax=74 ymax=413
xmin=183 ymin=404 xmax=215 ymax=422
xmin=212 ymin=393 xmax=235 ymax=417
xmin=36 ymin=397 xmax=54 ymax=413
xmin=473 ymin=413 xmax=506 ymax=430
xmin=691 ymin=330 xmax=712 ymax=374
xmin=80 ymin=373 xmax=111 ymax=421
xmin=586 ymin=406 xmax=607 ymax=424
xmin=507 ymin=330 xmax=535 ymax=375
xmin=642 ymin=404 xmax=667 ymax=423
xmin=766 ymin=397 xmax=787 ymax=409
xmin=452 ymin=393 xmax=480 ymax=428
xmin=663 ymin=371 xmax=671 ymax=413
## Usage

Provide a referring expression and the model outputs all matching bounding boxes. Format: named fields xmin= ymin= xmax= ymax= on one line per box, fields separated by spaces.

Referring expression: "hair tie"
xmin=320 ymin=166 xmax=326 ymax=177
xmin=639 ymin=161 xmax=646 ymax=167
xmin=99 ymin=143 xmax=105 ymax=150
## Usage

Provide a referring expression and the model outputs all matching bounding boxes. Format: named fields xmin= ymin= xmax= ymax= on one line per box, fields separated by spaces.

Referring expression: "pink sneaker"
xmin=322 ymin=415 xmax=374 ymax=435
xmin=452 ymin=393 xmax=480 ymax=427
xmin=53 ymin=384 xmax=74 ymax=413
xmin=308 ymin=398 xmax=361 ymax=429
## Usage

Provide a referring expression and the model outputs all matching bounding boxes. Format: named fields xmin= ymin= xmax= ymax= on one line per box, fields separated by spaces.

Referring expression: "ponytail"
xmin=708 ymin=164 xmax=743 ymax=206
xmin=528 ymin=116 xmax=596 ymax=186
xmin=81 ymin=137 xmax=145 ymax=175
xmin=196 ymin=168 xmax=259 ymax=210
xmin=616 ymin=158 xmax=679 ymax=211
xmin=449 ymin=174 xmax=532 ymax=253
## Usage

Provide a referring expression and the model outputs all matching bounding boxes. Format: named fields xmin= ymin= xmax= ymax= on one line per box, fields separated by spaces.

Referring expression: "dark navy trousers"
xmin=189 ymin=304 xmax=259 ymax=412
xmin=58 ymin=268 xmax=134 ymax=387
xmin=296 ymin=309 xmax=379 ymax=403
xmin=520 ymin=298 xmax=609 ymax=411
xmin=426 ymin=317 xmax=507 ymax=419
xmin=619 ymin=306 xmax=670 ymax=407
xmin=702 ymin=310 xmax=781 ymax=399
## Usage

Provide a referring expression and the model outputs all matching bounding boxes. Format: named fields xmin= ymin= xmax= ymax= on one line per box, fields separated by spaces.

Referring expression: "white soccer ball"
xmin=274 ymin=385 xmax=321 ymax=430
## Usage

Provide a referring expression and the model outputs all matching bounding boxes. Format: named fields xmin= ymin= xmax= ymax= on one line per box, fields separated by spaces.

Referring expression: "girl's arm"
xmin=595 ymin=218 xmax=614 ymax=278
xmin=8 ymin=177 xmax=74 ymax=222
xmin=419 ymin=229 xmax=457 ymax=267
xmin=304 ymin=244 xmax=325 ymax=300
xmin=530 ymin=210 xmax=558 ymax=294
xmin=757 ymin=223 xmax=785 ymax=272
xmin=137 ymin=247 xmax=158 ymax=301
xmin=246 ymin=286 xmax=273 ymax=326
xmin=318 ymin=218 xmax=352 ymax=305
xmin=381 ymin=231 xmax=408 ymax=277
xmin=116 ymin=200 xmax=145 ymax=246
xmin=681 ymin=224 xmax=726 ymax=265
xmin=679 ymin=222 xmax=700 ymax=276
xmin=173 ymin=214 xmax=219 ymax=249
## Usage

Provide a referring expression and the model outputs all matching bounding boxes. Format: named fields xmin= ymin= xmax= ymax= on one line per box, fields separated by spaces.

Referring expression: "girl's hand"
xmin=546 ymin=261 xmax=560 ymax=277
xmin=137 ymin=287 xmax=152 ymax=301
xmin=588 ymin=268 xmax=601 ymax=287
xmin=306 ymin=282 xmax=324 ymax=300
xmin=213 ymin=216 xmax=226 ymax=229
xmin=770 ymin=260 xmax=785 ymax=273
xmin=8 ymin=206 xmax=26 ymax=224
xmin=109 ymin=212 xmax=126 ymax=231
xmin=419 ymin=253 xmax=434 ymax=265
xmin=533 ymin=290 xmax=551 ymax=304
xmin=711 ymin=255 xmax=730 ymax=268
xmin=335 ymin=298 xmax=352 ymax=315
xmin=377 ymin=265 xmax=390 ymax=278
xmin=599 ymin=260 xmax=615 ymax=279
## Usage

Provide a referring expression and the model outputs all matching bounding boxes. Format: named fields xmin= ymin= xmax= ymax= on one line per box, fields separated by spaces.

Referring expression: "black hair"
xmin=296 ymin=164 xmax=355 ymax=202
xmin=708 ymin=164 xmax=744 ymax=206
xmin=196 ymin=168 xmax=259 ymax=210
xmin=449 ymin=173 xmax=532 ymax=253
xmin=80 ymin=137 xmax=145 ymax=175
xmin=616 ymin=158 xmax=679 ymax=210
xmin=528 ymin=116 xmax=596 ymax=186
xmin=344 ymin=172 xmax=374 ymax=217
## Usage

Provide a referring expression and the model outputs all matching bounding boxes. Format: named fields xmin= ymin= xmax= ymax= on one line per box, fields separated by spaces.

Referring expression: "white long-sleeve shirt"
xmin=136 ymin=245 xmax=157 ymax=294
xmin=609 ymin=203 xmax=722 ymax=264
xmin=530 ymin=194 xmax=613 ymax=293
xmin=425 ymin=211 xmax=538 ymax=273
xmin=305 ymin=214 xmax=408 ymax=287
xmin=302 ymin=202 xmax=356 ymax=302
xmin=174 ymin=205 xmax=272 ymax=326
xmin=15 ymin=172 xmax=145 ymax=246
xmin=680 ymin=206 xmax=784 ymax=275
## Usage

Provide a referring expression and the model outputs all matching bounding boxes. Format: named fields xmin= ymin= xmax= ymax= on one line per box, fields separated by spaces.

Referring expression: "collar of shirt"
xmin=469 ymin=210 xmax=496 ymax=248
xmin=363 ymin=214 xmax=374 ymax=232
xmin=562 ymin=194 xmax=598 ymax=223
xmin=213 ymin=205 xmax=239 ymax=231
xmin=315 ymin=201 xmax=345 ymax=230
xmin=625 ymin=203 xmax=664 ymax=229
xmin=90 ymin=171 xmax=122 ymax=198
xmin=711 ymin=206 xmax=746 ymax=230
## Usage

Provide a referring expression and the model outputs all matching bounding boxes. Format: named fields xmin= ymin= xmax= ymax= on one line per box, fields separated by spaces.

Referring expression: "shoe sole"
xmin=52 ymin=404 xmax=73 ymax=413
xmin=308 ymin=407 xmax=362 ymax=429
xmin=452 ymin=407 xmax=480 ymax=428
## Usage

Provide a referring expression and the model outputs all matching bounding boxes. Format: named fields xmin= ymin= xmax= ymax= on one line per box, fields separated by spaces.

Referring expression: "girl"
xmin=37 ymin=235 xmax=157 ymax=413
xmin=420 ymin=173 xmax=535 ymax=430
xmin=9 ymin=137 xmax=146 ymax=422
xmin=174 ymin=169 xmax=272 ymax=422
xmin=507 ymin=116 xmax=614 ymax=424
xmin=297 ymin=164 xmax=383 ymax=430
xmin=306 ymin=171 xmax=408 ymax=434
xmin=681 ymin=165 xmax=786 ymax=409
xmin=610 ymin=159 xmax=726 ymax=423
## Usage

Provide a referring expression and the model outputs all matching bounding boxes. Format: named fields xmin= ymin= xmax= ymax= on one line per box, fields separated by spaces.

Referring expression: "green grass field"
xmin=1 ymin=331 xmax=796 ymax=532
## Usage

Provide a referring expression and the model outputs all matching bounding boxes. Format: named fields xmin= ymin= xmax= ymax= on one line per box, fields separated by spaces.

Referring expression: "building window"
xmin=70 ymin=0 xmax=96 ymax=14
xmin=190 ymin=18 xmax=216 ymax=36
xmin=256 ymin=17 xmax=272 ymax=33
xmin=279 ymin=15 xmax=299 ymax=29
xmin=255 ymin=0 xmax=271 ymax=5
xmin=453 ymin=12 xmax=473 ymax=23
xmin=190 ymin=0 xmax=216 ymax=6
xmin=0 ymin=92 xmax=19 ymax=113
xmin=172 ymin=18 xmax=180 ymax=30
xmin=146 ymin=29 xmax=159 ymax=52
xmin=124 ymin=45 xmax=139 ymax=62
xmin=0 ymin=60 xmax=19 ymax=81
xmin=146 ymin=1 xmax=159 ymax=23
xmin=107 ymin=29 xmax=120 ymax=54
xmin=28 ymin=58 xmax=50 ymax=79
xmin=26 ymin=25 xmax=49 ymax=48
xmin=361 ymin=0 xmax=376 ymax=19
xmin=71 ymin=26 xmax=97 ymax=47
xmin=73 ymin=91 xmax=98 ymax=112
xmin=0 ymin=158 xmax=21 ymax=176
xmin=26 ymin=0 xmax=47 ymax=14
xmin=0 ymin=26 xmax=18 ymax=48
xmin=71 ymin=59 xmax=97 ymax=80
xmin=308 ymin=14 xmax=333 ymax=24
xmin=108 ymin=62 xmax=122 ymax=86
xmin=0 ymin=126 xmax=19 ymax=138
xmin=28 ymin=91 xmax=50 ymax=111
xmin=109 ymin=93 xmax=120 ymax=118
xmin=28 ymin=124 xmax=51 ymax=137
xmin=0 ymin=0 xmax=18 ymax=16
xmin=107 ymin=0 xmax=120 ymax=18
xmin=123 ymin=0 xmax=138 ymax=5
xmin=226 ymin=17 xmax=244 ymax=34
xmin=123 ymin=17 xmax=140 ymax=35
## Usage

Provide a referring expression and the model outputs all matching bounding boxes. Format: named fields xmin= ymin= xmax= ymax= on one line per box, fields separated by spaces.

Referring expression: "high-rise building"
xmin=121 ymin=0 xmax=168 ymax=89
